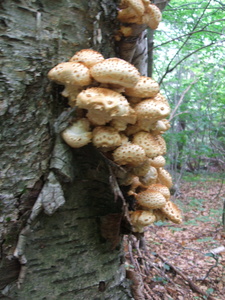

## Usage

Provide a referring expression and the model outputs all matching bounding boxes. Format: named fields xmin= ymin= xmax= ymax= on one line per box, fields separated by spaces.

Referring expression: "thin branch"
xmin=170 ymin=110 xmax=189 ymax=119
xmin=154 ymin=23 xmax=225 ymax=49
xmin=169 ymin=79 xmax=198 ymax=121
xmin=197 ymin=254 xmax=219 ymax=281
xmin=159 ymin=38 xmax=225 ymax=84
xmin=159 ymin=0 xmax=213 ymax=84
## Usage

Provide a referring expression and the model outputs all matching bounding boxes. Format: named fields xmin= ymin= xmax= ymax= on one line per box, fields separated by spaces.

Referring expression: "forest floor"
xmin=125 ymin=174 xmax=225 ymax=300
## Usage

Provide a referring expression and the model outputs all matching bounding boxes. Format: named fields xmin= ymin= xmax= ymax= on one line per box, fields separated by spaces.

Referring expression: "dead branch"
xmin=197 ymin=253 xmax=219 ymax=281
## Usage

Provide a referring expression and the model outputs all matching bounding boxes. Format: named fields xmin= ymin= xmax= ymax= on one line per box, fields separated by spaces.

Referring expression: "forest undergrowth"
xmin=125 ymin=173 xmax=225 ymax=300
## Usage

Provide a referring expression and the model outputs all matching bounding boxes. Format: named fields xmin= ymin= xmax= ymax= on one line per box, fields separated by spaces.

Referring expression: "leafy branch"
xmin=154 ymin=18 xmax=225 ymax=49
xmin=159 ymin=0 xmax=213 ymax=84
xmin=159 ymin=38 xmax=225 ymax=85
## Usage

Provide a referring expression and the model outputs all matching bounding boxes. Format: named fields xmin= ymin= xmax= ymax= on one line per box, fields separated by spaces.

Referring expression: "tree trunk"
xmin=0 ymin=0 xmax=132 ymax=299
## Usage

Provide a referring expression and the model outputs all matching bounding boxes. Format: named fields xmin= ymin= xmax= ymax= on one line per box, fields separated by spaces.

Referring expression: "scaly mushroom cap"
xmin=118 ymin=0 xmax=145 ymax=23
xmin=97 ymin=132 xmax=128 ymax=152
xmin=135 ymin=3 xmax=162 ymax=30
xmin=112 ymin=142 xmax=147 ymax=166
xmin=147 ymin=184 xmax=170 ymax=200
xmin=154 ymin=93 xmax=170 ymax=107
xmin=118 ymin=7 xmax=141 ymax=24
xmin=61 ymin=118 xmax=92 ymax=148
xmin=69 ymin=49 xmax=105 ymax=68
xmin=133 ymin=132 xmax=166 ymax=158
xmin=130 ymin=210 xmax=156 ymax=232
xmin=161 ymin=201 xmax=182 ymax=224
xmin=134 ymin=99 xmax=171 ymax=124
xmin=124 ymin=76 xmax=160 ymax=98
xmin=157 ymin=168 xmax=173 ymax=188
xmin=135 ymin=190 xmax=167 ymax=209
xmin=124 ymin=0 xmax=145 ymax=15
xmin=48 ymin=62 xmax=92 ymax=86
xmin=90 ymin=58 xmax=140 ymax=88
xmin=141 ymin=4 xmax=162 ymax=30
xmin=92 ymin=126 xmax=122 ymax=148
xmin=151 ymin=119 xmax=171 ymax=135
xmin=149 ymin=155 xmax=166 ymax=168
xmin=76 ymin=87 xmax=130 ymax=125
xmin=139 ymin=166 xmax=157 ymax=186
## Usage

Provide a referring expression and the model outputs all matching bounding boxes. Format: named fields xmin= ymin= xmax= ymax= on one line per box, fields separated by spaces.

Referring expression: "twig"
xmin=197 ymin=253 xmax=219 ymax=281
xmin=159 ymin=0 xmax=213 ymax=84
xmin=169 ymin=79 xmax=197 ymax=121
xmin=156 ymin=253 xmax=217 ymax=300
xmin=153 ymin=19 xmax=225 ymax=50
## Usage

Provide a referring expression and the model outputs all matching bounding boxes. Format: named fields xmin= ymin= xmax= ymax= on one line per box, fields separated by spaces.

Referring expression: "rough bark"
xmin=0 ymin=0 xmax=132 ymax=299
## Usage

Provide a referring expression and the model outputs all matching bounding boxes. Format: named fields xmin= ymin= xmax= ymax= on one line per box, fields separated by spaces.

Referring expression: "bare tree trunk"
xmin=0 ymin=0 xmax=132 ymax=299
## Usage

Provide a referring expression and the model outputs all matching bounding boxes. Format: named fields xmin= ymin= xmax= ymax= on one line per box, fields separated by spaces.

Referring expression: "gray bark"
xmin=0 ymin=0 xmax=132 ymax=299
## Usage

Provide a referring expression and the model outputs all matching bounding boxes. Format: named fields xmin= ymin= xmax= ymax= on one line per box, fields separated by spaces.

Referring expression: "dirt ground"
xmin=125 ymin=177 xmax=225 ymax=300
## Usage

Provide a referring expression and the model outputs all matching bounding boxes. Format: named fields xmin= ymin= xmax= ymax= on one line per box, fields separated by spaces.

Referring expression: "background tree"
xmin=153 ymin=0 xmax=225 ymax=188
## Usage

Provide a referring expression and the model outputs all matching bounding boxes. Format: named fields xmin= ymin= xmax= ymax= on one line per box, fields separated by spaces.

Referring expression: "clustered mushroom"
xmin=48 ymin=48 xmax=182 ymax=233
xmin=118 ymin=0 xmax=162 ymax=29
xmin=116 ymin=0 xmax=162 ymax=40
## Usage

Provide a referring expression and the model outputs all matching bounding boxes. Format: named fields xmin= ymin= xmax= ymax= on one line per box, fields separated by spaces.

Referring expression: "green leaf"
xmin=205 ymin=252 xmax=214 ymax=257
xmin=163 ymin=263 xmax=170 ymax=271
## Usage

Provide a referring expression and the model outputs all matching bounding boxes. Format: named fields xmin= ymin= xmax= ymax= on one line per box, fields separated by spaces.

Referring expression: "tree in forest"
xmin=153 ymin=0 xmax=225 ymax=182
xmin=0 ymin=0 xmax=172 ymax=299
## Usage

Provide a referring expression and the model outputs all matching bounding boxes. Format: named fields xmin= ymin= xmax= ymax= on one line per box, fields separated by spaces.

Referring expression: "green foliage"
xmin=182 ymin=171 xmax=224 ymax=182
xmin=152 ymin=275 xmax=168 ymax=284
xmin=153 ymin=0 xmax=225 ymax=177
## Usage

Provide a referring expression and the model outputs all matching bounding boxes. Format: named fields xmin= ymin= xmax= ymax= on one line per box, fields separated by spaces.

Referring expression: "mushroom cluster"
xmin=118 ymin=0 xmax=162 ymax=29
xmin=48 ymin=49 xmax=182 ymax=233
xmin=116 ymin=0 xmax=162 ymax=39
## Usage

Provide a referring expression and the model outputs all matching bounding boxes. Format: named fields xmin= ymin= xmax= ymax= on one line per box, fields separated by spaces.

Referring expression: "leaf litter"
xmin=125 ymin=178 xmax=225 ymax=299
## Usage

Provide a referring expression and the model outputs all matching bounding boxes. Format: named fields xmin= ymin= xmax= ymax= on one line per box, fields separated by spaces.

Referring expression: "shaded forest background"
xmin=152 ymin=0 xmax=224 ymax=190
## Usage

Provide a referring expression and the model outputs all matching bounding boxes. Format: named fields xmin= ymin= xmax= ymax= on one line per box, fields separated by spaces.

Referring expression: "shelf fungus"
xmin=47 ymin=48 xmax=182 ymax=234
